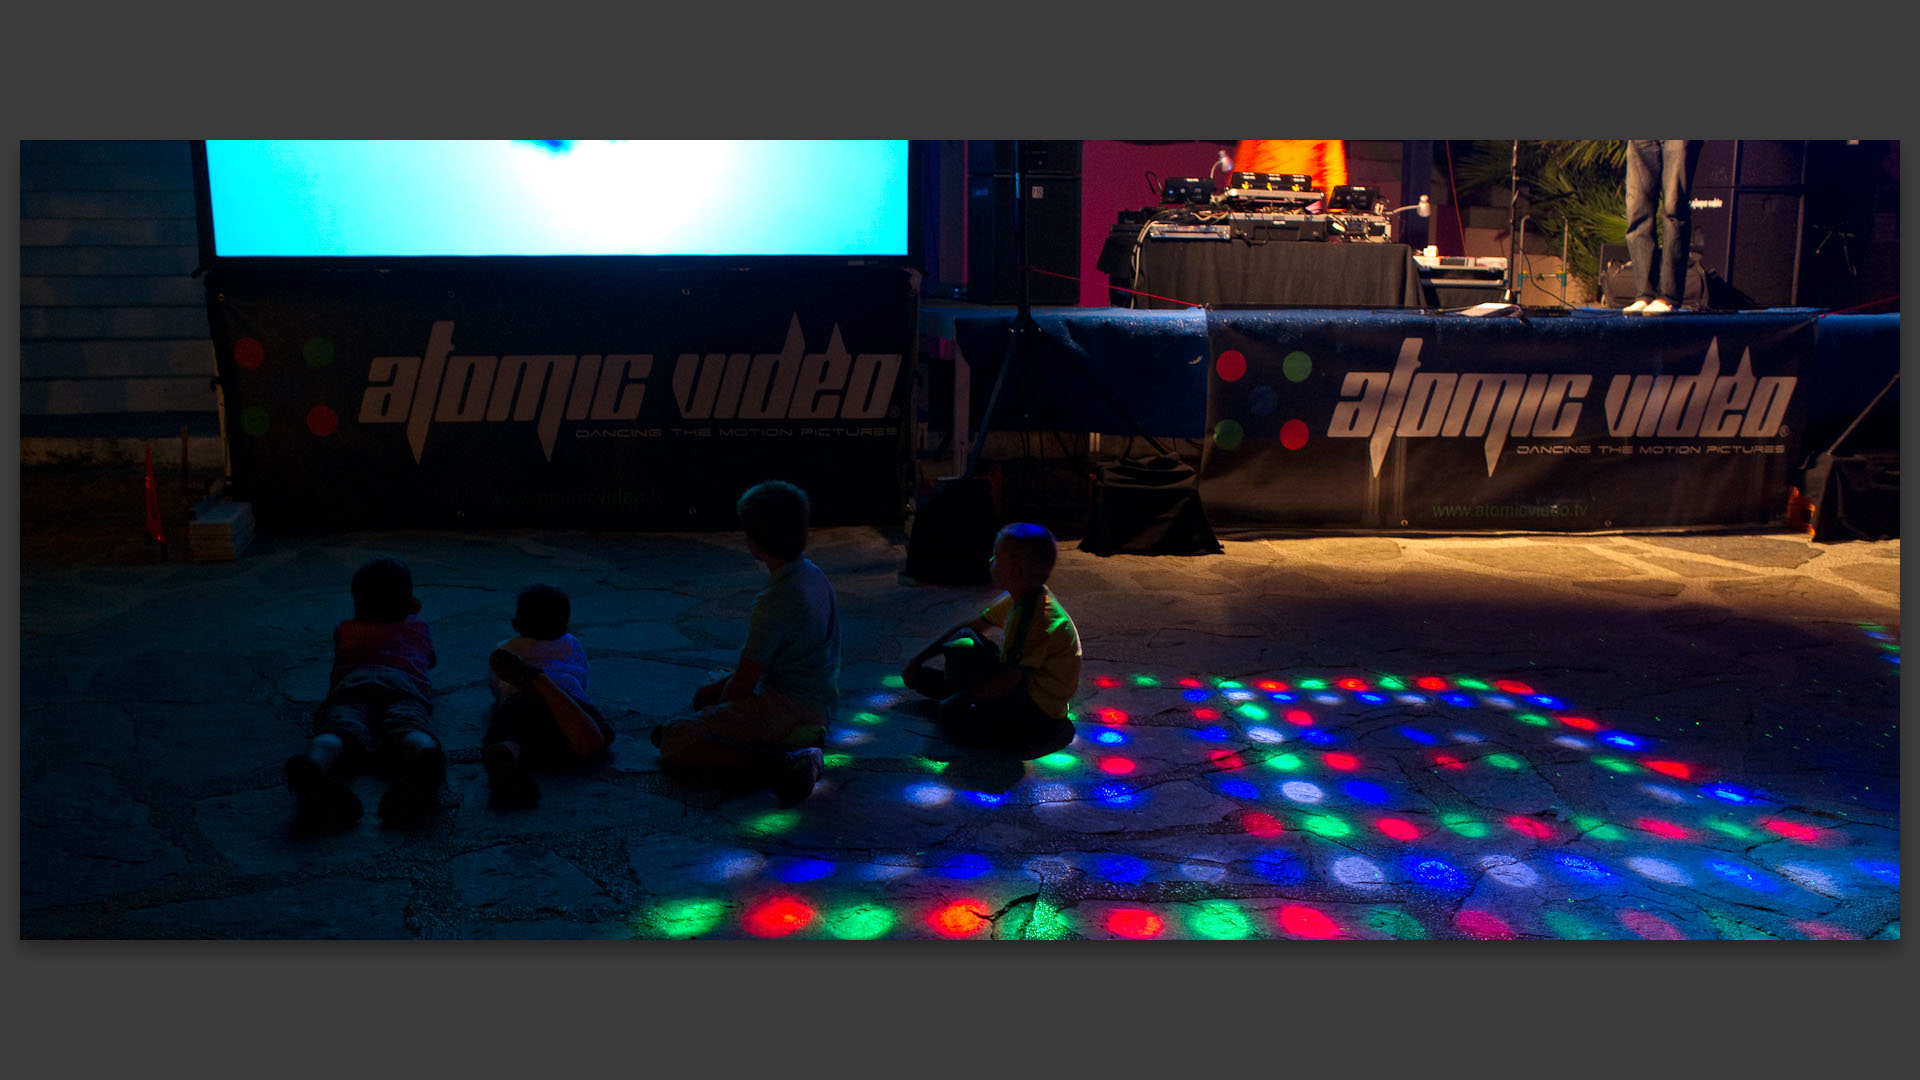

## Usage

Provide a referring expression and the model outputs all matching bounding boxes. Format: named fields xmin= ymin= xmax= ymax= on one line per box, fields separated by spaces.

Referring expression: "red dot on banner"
xmin=234 ymin=338 xmax=265 ymax=369
xmin=1280 ymin=419 xmax=1310 ymax=450
xmin=1217 ymin=350 xmax=1247 ymax=382
xmin=306 ymin=405 xmax=339 ymax=437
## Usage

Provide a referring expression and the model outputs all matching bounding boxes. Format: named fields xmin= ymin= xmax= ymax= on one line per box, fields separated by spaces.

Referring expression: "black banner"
xmin=206 ymin=265 xmax=917 ymax=530
xmin=1200 ymin=310 xmax=1816 ymax=530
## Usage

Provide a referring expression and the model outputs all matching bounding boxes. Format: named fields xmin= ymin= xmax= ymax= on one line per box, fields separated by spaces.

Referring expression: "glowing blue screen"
xmin=203 ymin=140 xmax=910 ymax=258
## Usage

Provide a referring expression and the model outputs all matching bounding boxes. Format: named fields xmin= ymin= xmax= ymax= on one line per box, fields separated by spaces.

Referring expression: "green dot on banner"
xmin=1283 ymin=351 xmax=1313 ymax=382
xmin=1213 ymin=419 xmax=1244 ymax=451
xmin=240 ymin=406 xmax=270 ymax=437
xmin=303 ymin=338 xmax=336 ymax=368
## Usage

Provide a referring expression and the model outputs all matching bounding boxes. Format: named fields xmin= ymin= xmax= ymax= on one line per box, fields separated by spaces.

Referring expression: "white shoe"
xmin=1622 ymin=299 xmax=1650 ymax=314
xmin=1642 ymin=298 xmax=1674 ymax=315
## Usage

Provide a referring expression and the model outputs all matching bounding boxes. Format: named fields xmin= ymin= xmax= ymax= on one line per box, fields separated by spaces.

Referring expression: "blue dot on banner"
xmin=1249 ymin=385 xmax=1279 ymax=417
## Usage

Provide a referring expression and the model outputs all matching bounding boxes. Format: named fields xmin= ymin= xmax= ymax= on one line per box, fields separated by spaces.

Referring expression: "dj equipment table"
xmin=1104 ymin=221 xmax=1424 ymax=308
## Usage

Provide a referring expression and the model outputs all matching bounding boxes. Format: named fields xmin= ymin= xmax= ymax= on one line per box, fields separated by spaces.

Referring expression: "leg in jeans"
xmin=657 ymin=692 xmax=817 ymax=787
xmin=1624 ymin=139 xmax=1663 ymax=300
xmin=1657 ymin=140 xmax=1699 ymax=303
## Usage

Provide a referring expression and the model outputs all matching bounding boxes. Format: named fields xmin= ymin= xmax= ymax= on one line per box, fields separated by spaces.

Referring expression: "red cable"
xmin=1817 ymin=295 xmax=1900 ymax=316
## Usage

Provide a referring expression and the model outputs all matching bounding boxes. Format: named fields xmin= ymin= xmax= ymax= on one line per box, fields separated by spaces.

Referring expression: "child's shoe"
xmin=489 ymin=648 xmax=541 ymax=693
xmin=285 ymin=754 xmax=363 ymax=828
xmin=483 ymin=742 xmax=541 ymax=809
xmin=772 ymin=747 xmax=824 ymax=808
xmin=378 ymin=745 xmax=446 ymax=825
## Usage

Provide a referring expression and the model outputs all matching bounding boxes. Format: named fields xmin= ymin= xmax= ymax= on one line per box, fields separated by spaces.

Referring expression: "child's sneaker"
xmin=483 ymin=741 xmax=541 ymax=809
xmin=772 ymin=747 xmax=824 ymax=808
xmin=378 ymin=745 xmax=446 ymax=825
xmin=285 ymin=754 xmax=363 ymax=828
xmin=489 ymin=648 xmax=541 ymax=693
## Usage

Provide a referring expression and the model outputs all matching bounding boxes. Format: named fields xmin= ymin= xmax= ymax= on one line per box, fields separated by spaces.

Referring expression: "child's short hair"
xmin=514 ymin=583 xmax=571 ymax=641
xmin=996 ymin=522 xmax=1058 ymax=584
xmin=737 ymin=481 xmax=810 ymax=561
xmin=350 ymin=555 xmax=415 ymax=623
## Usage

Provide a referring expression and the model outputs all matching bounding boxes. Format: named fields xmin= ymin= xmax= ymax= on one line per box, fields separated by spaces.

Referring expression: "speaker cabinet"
xmin=1691 ymin=187 xmax=1805 ymax=308
xmin=966 ymin=140 xmax=1081 ymax=178
xmin=966 ymin=173 xmax=1082 ymax=305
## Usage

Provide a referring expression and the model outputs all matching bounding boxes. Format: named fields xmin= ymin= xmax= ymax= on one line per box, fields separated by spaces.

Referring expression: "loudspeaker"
xmin=1691 ymin=187 xmax=1805 ymax=308
xmin=966 ymin=173 xmax=1082 ymax=305
xmin=1696 ymin=140 xmax=1806 ymax=189
xmin=967 ymin=140 xmax=1081 ymax=177
xmin=1080 ymin=455 xmax=1222 ymax=557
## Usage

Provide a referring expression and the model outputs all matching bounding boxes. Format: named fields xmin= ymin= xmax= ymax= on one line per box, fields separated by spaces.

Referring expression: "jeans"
xmin=1625 ymin=140 xmax=1701 ymax=302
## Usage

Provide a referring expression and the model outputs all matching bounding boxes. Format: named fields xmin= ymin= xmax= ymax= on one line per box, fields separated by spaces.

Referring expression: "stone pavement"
xmin=15 ymin=511 xmax=1902 ymax=940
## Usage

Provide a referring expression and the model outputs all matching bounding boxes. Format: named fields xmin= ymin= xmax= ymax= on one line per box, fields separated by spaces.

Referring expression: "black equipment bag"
xmin=1600 ymin=249 xmax=1708 ymax=308
xmin=1804 ymin=452 xmax=1899 ymax=542
xmin=1080 ymin=454 xmax=1224 ymax=557
xmin=903 ymin=475 xmax=1000 ymax=584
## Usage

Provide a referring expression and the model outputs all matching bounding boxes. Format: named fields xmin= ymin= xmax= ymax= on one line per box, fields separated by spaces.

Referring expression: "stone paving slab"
xmin=16 ymin=524 xmax=1902 ymax=941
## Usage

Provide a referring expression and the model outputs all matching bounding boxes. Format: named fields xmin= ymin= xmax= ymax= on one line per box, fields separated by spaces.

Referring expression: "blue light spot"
xmin=1217 ymin=778 xmax=1260 ymax=799
xmin=1397 ymin=726 xmax=1439 ymax=745
xmin=1853 ymin=859 xmax=1900 ymax=886
xmin=1191 ymin=726 xmax=1231 ymax=741
xmin=1252 ymin=849 xmax=1307 ymax=884
xmin=773 ymin=857 xmax=835 ymax=883
xmin=1270 ymin=692 xmax=1297 ymax=702
xmin=963 ymin=791 xmax=1007 ymax=807
xmin=1300 ymin=729 xmax=1336 ymax=745
xmin=1095 ymin=781 xmax=1140 ymax=806
xmin=1093 ymin=729 xmax=1128 ymax=745
xmin=1098 ymin=855 xmax=1150 ymax=884
xmin=1357 ymin=692 xmax=1388 ymax=704
xmin=1183 ymin=689 xmax=1210 ymax=702
xmin=942 ymin=853 xmax=993 ymax=879
xmin=1554 ymin=854 xmax=1614 ymax=882
xmin=1705 ymin=783 xmax=1758 ymax=803
xmin=1343 ymin=780 xmax=1390 ymax=804
xmin=1403 ymin=855 xmax=1468 ymax=892
xmin=1530 ymin=695 xmax=1565 ymax=709
xmin=1599 ymin=732 xmax=1648 ymax=750
xmin=1441 ymin=693 xmax=1474 ymax=708
xmin=1705 ymin=858 xmax=1777 ymax=892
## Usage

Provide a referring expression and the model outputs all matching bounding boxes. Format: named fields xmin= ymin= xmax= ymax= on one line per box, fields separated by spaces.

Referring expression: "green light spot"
xmin=1365 ymin=907 xmax=1427 ymax=940
xmin=1709 ymin=819 xmax=1757 ymax=841
xmin=1593 ymin=757 xmax=1639 ymax=774
xmin=822 ymin=753 xmax=852 ymax=769
xmin=240 ymin=406 xmax=270 ymax=437
xmin=744 ymin=810 xmax=799 ymax=836
xmin=1542 ymin=910 xmax=1610 ymax=940
xmin=642 ymin=898 xmax=726 ymax=939
xmin=1189 ymin=900 xmax=1254 ymax=940
xmin=1516 ymin=713 xmax=1552 ymax=726
xmin=1132 ymin=674 xmax=1158 ymax=686
xmin=1297 ymin=679 xmax=1327 ymax=690
xmin=882 ymin=675 xmax=906 ymax=689
xmin=825 ymin=904 xmax=895 ymax=940
xmin=1302 ymin=813 xmax=1352 ymax=838
xmin=1588 ymin=824 xmax=1626 ymax=842
xmin=852 ymin=711 xmax=885 ymax=725
xmin=1281 ymin=350 xmax=1313 ymax=383
xmin=1217 ymin=679 xmax=1243 ymax=689
xmin=1236 ymin=703 xmax=1270 ymax=722
xmin=1021 ymin=899 xmax=1075 ymax=940
xmin=1213 ymin=419 xmax=1245 ymax=451
xmin=1266 ymin=752 xmax=1305 ymax=772
xmin=1378 ymin=676 xmax=1405 ymax=690
xmin=1881 ymin=643 xmax=1900 ymax=652
xmin=1455 ymin=677 xmax=1490 ymax=691
xmin=1037 ymin=752 xmax=1078 ymax=770
xmin=913 ymin=756 xmax=950 ymax=774
xmin=1443 ymin=812 xmax=1489 ymax=838
xmin=302 ymin=338 xmax=335 ymax=368
xmin=1708 ymin=911 xmax=1779 ymax=940
xmin=1484 ymin=753 xmax=1525 ymax=770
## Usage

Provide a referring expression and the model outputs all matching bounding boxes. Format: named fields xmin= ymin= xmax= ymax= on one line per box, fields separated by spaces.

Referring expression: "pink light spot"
xmin=742 ymin=896 xmax=815 ymax=938
xmin=1208 ymin=749 xmax=1246 ymax=771
xmin=1178 ymin=678 xmax=1203 ymax=689
xmin=1323 ymin=752 xmax=1360 ymax=771
xmin=1279 ymin=419 xmax=1309 ymax=450
xmin=1618 ymin=909 xmax=1686 ymax=940
xmin=1434 ymin=754 xmax=1466 ymax=771
xmin=1092 ymin=676 xmax=1118 ymax=689
xmin=1256 ymin=680 xmax=1286 ymax=691
xmin=1242 ymin=811 xmax=1284 ymax=838
xmin=1792 ymin=921 xmax=1859 ymax=940
xmin=1558 ymin=715 xmax=1600 ymax=731
xmin=1763 ymin=820 xmax=1822 ymax=843
xmin=1416 ymin=676 xmax=1448 ymax=691
xmin=1494 ymin=680 xmax=1534 ymax=694
xmin=1216 ymin=350 xmax=1248 ymax=382
xmin=1637 ymin=818 xmax=1691 ymax=840
xmin=1336 ymin=678 xmax=1367 ymax=691
xmin=1376 ymin=817 xmax=1421 ymax=841
xmin=1098 ymin=757 xmax=1136 ymax=776
xmin=1644 ymin=760 xmax=1692 ymax=779
xmin=1279 ymin=904 xmax=1340 ymax=939
xmin=1506 ymin=815 xmax=1553 ymax=840
xmin=1193 ymin=708 xmax=1220 ymax=721
xmin=930 ymin=901 xmax=990 ymax=938
xmin=1454 ymin=910 xmax=1517 ymax=939
xmin=1109 ymin=908 xmax=1164 ymax=939
xmin=1284 ymin=709 xmax=1314 ymax=727
xmin=1098 ymin=707 xmax=1128 ymax=725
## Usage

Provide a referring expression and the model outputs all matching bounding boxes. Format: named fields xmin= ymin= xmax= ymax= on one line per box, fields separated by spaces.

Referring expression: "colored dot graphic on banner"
xmin=307 ymin=405 xmax=340 ymax=437
xmin=1249 ymin=386 xmax=1278 ymax=417
xmin=234 ymin=337 xmax=265 ymax=370
xmin=303 ymin=338 xmax=336 ymax=368
xmin=1213 ymin=419 xmax=1244 ymax=451
xmin=240 ymin=406 xmax=270 ymax=437
xmin=1280 ymin=418 xmax=1310 ymax=450
xmin=1282 ymin=350 xmax=1313 ymax=382
xmin=1216 ymin=350 xmax=1247 ymax=382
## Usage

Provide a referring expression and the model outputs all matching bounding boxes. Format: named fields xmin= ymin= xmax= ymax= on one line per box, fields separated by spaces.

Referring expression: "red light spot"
xmin=1242 ymin=811 xmax=1284 ymax=838
xmin=1618 ymin=909 xmax=1685 ymax=940
xmin=1763 ymin=820 xmax=1822 ymax=842
xmin=1284 ymin=709 xmax=1314 ymax=726
xmin=1208 ymin=749 xmax=1246 ymax=771
xmin=742 ymin=896 xmax=815 ymax=938
xmin=1494 ymin=680 xmax=1534 ymax=695
xmin=1178 ymin=678 xmax=1203 ymax=689
xmin=1093 ymin=675 xmax=1118 ymax=689
xmin=1637 ymin=818 xmax=1690 ymax=840
xmin=234 ymin=337 xmax=265 ymax=369
xmin=1097 ymin=707 xmax=1128 ymax=725
xmin=1098 ymin=757 xmax=1136 ymax=775
xmin=1108 ymin=908 xmax=1164 ymax=939
xmin=1454 ymin=910 xmax=1517 ymax=939
xmin=1506 ymin=815 xmax=1553 ymax=840
xmin=1193 ymin=708 xmax=1220 ymax=721
xmin=1256 ymin=680 xmax=1286 ymax=692
xmin=1644 ymin=760 xmax=1691 ymax=779
xmin=306 ymin=404 xmax=339 ymax=437
xmin=1792 ymin=921 xmax=1859 ymax=940
xmin=1279 ymin=904 xmax=1339 ymax=939
xmin=1434 ymin=754 xmax=1466 ymax=771
xmin=1376 ymin=817 xmax=1421 ymax=841
xmin=1323 ymin=752 xmax=1360 ymax=771
xmin=1416 ymin=677 xmax=1447 ymax=691
xmin=1279 ymin=419 xmax=1310 ymax=451
xmin=1336 ymin=678 xmax=1367 ymax=691
xmin=930 ymin=901 xmax=990 ymax=938
xmin=1558 ymin=716 xmax=1600 ymax=731
xmin=1216 ymin=350 xmax=1248 ymax=382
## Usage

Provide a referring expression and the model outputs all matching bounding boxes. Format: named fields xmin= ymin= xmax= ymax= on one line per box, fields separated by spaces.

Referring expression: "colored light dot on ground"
xmin=1416 ymin=676 xmax=1448 ymax=690
xmin=744 ymin=810 xmax=799 ymax=836
xmin=1593 ymin=757 xmax=1639 ymax=773
xmin=1098 ymin=708 xmax=1128 ymax=725
xmin=1638 ymin=818 xmax=1691 ymax=840
xmin=1279 ymin=418 xmax=1309 ymax=450
xmin=1484 ymin=753 xmax=1524 ymax=770
xmin=1322 ymin=752 xmax=1359 ymax=771
xmin=1559 ymin=716 xmax=1601 ymax=731
xmin=240 ymin=406 xmax=270 ymax=436
xmin=1208 ymin=749 xmax=1246 ymax=770
xmin=742 ymin=896 xmax=815 ymax=938
xmin=305 ymin=405 xmax=339 ymax=437
xmin=1645 ymin=760 xmax=1692 ymax=779
xmin=1216 ymin=350 xmax=1248 ymax=381
xmin=1131 ymin=674 xmax=1157 ymax=686
xmin=302 ymin=338 xmax=335 ymax=368
xmin=645 ymin=899 xmax=726 ymax=938
xmin=1376 ymin=817 xmax=1422 ymax=841
xmin=930 ymin=901 xmax=991 ymax=938
xmin=233 ymin=337 xmax=265 ymax=369
xmin=822 ymin=753 xmax=851 ymax=768
xmin=1284 ymin=709 xmax=1313 ymax=726
xmin=1618 ymin=910 xmax=1686 ymax=940
xmin=1506 ymin=815 xmax=1554 ymax=839
xmin=1443 ymin=814 xmax=1489 ymax=838
xmin=1366 ymin=907 xmax=1428 ymax=939
xmin=1241 ymin=811 xmax=1285 ymax=838
xmin=882 ymin=675 xmax=905 ymax=689
xmin=1279 ymin=904 xmax=1340 ymax=939
xmin=852 ymin=711 xmax=885 ymax=725
xmin=1189 ymin=900 xmax=1255 ymax=940
xmin=1281 ymin=350 xmax=1313 ymax=382
xmin=1515 ymin=713 xmax=1552 ymax=726
xmin=1093 ymin=675 xmax=1118 ymax=689
xmin=1296 ymin=679 xmax=1327 ymax=690
xmin=1301 ymin=814 xmax=1351 ymax=838
xmin=1213 ymin=419 xmax=1244 ymax=450
xmin=1455 ymin=910 xmax=1518 ymax=939
xmin=1494 ymin=680 xmax=1534 ymax=694
xmin=1098 ymin=757 xmax=1136 ymax=775
xmin=1108 ymin=908 xmax=1165 ymax=939
xmin=1265 ymin=753 xmax=1304 ymax=772
xmin=1193 ymin=708 xmax=1220 ymax=720
xmin=1455 ymin=678 xmax=1490 ymax=690
xmin=825 ymin=905 xmax=895 ymax=940
xmin=1236 ymin=703 xmax=1270 ymax=722
xmin=1036 ymin=752 xmax=1077 ymax=770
